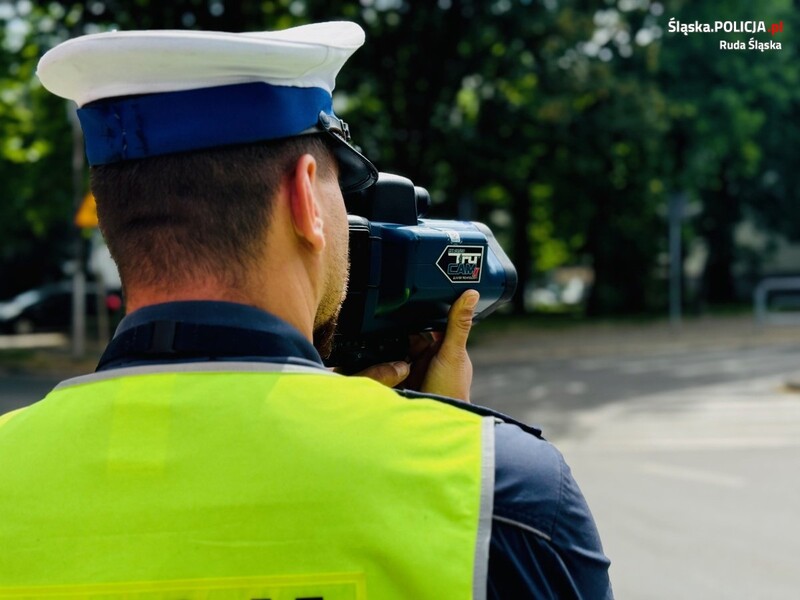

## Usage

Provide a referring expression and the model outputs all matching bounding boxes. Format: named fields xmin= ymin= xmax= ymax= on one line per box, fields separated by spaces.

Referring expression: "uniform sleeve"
xmin=487 ymin=422 xmax=613 ymax=599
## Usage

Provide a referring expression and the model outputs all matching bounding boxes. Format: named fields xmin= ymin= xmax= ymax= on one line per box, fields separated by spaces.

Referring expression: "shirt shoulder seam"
xmin=551 ymin=447 xmax=567 ymax=538
xmin=396 ymin=389 xmax=543 ymax=437
xmin=492 ymin=514 xmax=553 ymax=542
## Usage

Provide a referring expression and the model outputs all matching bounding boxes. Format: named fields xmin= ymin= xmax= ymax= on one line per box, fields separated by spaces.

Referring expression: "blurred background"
xmin=1 ymin=0 xmax=799 ymax=598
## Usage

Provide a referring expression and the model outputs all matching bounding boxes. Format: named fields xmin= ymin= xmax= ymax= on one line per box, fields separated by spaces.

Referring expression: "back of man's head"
xmin=36 ymin=24 xmax=377 ymax=298
xmin=90 ymin=136 xmax=335 ymax=295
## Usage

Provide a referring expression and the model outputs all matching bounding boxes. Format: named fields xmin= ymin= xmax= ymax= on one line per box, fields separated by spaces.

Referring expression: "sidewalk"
xmin=3 ymin=314 xmax=800 ymax=376
xmin=0 ymin=338 xmax=102 ymax=379
xmin=470 ymin=313 xmax=800 ymax=364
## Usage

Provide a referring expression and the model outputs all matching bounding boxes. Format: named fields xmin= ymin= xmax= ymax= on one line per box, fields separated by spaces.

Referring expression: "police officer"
xmin=0 ymin=22 xmax=612 ymax=599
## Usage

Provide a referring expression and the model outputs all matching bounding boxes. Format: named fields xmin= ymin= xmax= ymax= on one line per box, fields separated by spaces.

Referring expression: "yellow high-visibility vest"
xmin=0 ymin=363 xmax=494 ymax=599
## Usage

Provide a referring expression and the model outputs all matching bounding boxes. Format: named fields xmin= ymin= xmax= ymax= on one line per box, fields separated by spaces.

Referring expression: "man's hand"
xmin=351 ymin=360 xmax=411 ymax=388
xmin=353 ymin=290 xmax=478 ymax=402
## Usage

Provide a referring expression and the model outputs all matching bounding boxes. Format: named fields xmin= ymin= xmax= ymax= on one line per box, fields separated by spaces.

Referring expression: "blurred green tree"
xmin=657 ymin=0 xmax=798 ymax=305
xmin=305 ymin=0 xmax=672 ymax=314
xmin=0 ymin=3 xmax=73 ymax=299
xmin=1 ymin=0 xmax=796 ymax=317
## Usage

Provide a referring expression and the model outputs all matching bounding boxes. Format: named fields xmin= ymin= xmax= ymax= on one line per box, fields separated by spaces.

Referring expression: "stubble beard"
xmin=313 ymin=185 xmax=350 ymax=360
xmin=313 ymin=254 xmax=349 ymax=360
xmin=313 ymin=318 xmax=338 ymax=360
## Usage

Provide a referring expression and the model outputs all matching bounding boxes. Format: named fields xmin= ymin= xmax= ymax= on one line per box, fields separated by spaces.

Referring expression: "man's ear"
xmin=288 ymin=154 xmax=326 ymax=253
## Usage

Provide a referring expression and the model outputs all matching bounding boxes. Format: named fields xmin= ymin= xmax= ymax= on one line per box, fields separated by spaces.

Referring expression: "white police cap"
xmin=37 ymin=22 xmax=378 ymax=193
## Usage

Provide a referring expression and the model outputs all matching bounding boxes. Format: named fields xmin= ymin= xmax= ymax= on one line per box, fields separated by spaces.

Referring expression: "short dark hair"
xmin=90 ymin=135 xmax=335 ymax=294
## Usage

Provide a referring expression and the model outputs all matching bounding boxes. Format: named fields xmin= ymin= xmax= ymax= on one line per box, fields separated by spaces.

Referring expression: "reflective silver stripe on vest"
xmin=54 ymin=361 xmax=337 ymax=391
xmin=473 ymin=416 xmax=496 ymax=600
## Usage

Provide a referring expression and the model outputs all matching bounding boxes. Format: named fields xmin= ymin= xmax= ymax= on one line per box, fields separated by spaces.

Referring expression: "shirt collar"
xmin=112 ymin=300 xmax=324 ymax=367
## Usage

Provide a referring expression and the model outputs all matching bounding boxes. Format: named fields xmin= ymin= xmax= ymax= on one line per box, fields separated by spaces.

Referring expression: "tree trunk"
xmin=701 ymin=163 xmax=740 ymax=305
xmin=511 ymin=187 xmax=531 ymax=315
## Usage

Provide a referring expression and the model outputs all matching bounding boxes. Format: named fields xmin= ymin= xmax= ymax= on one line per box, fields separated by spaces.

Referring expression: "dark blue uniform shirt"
xmin=99 ymin=301 xmax=613 ymax=599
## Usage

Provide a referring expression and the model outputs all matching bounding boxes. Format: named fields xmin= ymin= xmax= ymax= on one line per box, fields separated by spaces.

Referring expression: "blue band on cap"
xmin=78 ymin=82 xmax=333 ymax=165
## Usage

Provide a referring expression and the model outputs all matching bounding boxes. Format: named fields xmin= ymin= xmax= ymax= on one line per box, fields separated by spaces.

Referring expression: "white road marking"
xmin=553 ymin=374 xmax=800 ymax=454
xmin=565 ymin=381 xmax=588 ymax=395
xmin=563 ymin=436 xmax=800 ymax=453
xmin=639 ymin=461 xmax=745 ymax=488
xmin=672 ymin=354 xmax=799 ymax=378
xmin=578 ymin=347 xmax=800 ymax=379
xmin=528 ymin=385 xmax=548 ymax=400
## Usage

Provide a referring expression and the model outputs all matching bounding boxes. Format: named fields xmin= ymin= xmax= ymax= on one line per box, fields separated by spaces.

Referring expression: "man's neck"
xmin=124 ymin=279 xmax=316 ymax=345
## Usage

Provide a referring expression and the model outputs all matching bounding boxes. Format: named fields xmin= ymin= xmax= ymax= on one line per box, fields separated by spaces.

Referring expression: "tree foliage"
xmin=1 ymin=0 xmax=797 ymax=315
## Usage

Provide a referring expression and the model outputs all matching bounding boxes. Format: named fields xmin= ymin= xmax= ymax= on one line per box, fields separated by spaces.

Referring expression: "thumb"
xmin=439 ymin=290 xmax=479 ymax=358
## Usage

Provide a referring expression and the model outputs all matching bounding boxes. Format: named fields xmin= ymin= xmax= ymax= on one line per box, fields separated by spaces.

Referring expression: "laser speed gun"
xmin=327 ymin=173 xmax=517 ymax=373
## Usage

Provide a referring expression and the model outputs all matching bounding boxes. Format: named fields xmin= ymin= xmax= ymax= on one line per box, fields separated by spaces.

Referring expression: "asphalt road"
xmin=2 ymin=326 xmax=800 ymax=598
xmin=0 ymin=373 xmax=62 ymax=414
xmin=472 ymin=339 xmax=800 ymax=600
